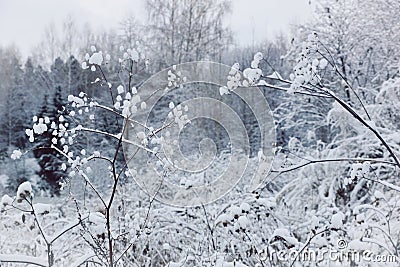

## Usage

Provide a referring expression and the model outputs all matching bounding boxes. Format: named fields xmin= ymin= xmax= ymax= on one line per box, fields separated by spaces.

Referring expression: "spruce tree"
xmin=33 ymin=87 xmax=65 ymax=196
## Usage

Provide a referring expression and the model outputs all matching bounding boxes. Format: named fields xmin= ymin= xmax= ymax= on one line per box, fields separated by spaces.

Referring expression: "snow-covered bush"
xmin=1 ymin=1 xmax=400 ymax=265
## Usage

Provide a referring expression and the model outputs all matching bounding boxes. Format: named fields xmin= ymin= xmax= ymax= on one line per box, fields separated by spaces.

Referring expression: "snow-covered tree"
xmin=144 ymin=0 xmax=232 ymax=67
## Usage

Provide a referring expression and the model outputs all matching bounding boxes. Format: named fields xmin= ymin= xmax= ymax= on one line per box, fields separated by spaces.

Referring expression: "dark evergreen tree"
xmin=33 ymin=87 xmax=65 ymax=196
xmin=66 ymin=55 xmax=85 ymax=96
xmin=50 ymin=57 xmax=67 ymax=89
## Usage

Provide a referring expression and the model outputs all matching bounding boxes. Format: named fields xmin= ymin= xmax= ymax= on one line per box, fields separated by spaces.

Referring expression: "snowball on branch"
xmin=16 ymin=181 xmax=33 ymax=202
xmin=11 ymin=149 xmax=22 ymax=160
xmin=89 ymin=52 xmax=103 ymax=66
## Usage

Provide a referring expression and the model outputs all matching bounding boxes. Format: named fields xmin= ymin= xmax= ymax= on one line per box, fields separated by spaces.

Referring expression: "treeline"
xmin=7 ymin=0 xmax=398 ymax=198
xmin=0 ymin=0 xmax=292 ymax=196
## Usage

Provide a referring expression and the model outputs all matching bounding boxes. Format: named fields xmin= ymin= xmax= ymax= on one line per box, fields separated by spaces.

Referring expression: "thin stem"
xmin=98 ymin=66 xmax=115 ymax=107
xmin=318 ymin=41 xmax=371 ymax=120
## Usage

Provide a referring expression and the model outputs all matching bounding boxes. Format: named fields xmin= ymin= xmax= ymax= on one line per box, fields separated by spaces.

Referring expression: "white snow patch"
xmin=331 ymin=212 xmax=344 ymax=229
xmin=1 ymin=194 xmax=13 ymax=207
xmin=11 ymin=149 xmax=22 ymax=160
xmin=33 ymin=203 xmax=51 ymax=214
xmin=89 ymin=52 xmax=103 ymax=65
xmin=16 ymin=181 xmax=33 ymax=201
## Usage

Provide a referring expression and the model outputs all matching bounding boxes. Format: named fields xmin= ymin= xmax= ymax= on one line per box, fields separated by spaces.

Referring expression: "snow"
xmin=254 ymin=52 xmax=263 ymax=61
xmin=16 ymin=181 xmax=33 ymax=201
xmin=1 ymin=194 xmax=13 ymax=207
xmin=81 ymin=62 xmax=89 ymax=69
xmin=240 ymin=202 xmax=250 ymax=213
xmin=331 ymin=212 xmax=344 ymax=229
xmin=129 ymin=49 xmax=139 ymax=62
xmin=219 ymin=86 xmax=230 ymax=96
xmin=374 ymin=190 xmax=385 ymax=199
xmin=365 ymin=120 xmax=377 ymax=129
xmin=271 ymin=228 xmax=299 ymax=246
xmin=0 ymin=254 xmax=47 ymax=266
xmin=122 ymin=100 xmax=132 ymax=117
xmin=229 ymin=205 xmax=241 ymax=219
xmin=215 ymin=214 xmax=230 ymax=225
xmin=215 ymin=260 xmax=248 ymax=267
xmin=266 ymin=71 xmax=283 ymax=80
xmin=117 ymin=85 xmax=124 ymax=94
xmin=231 ymin=62 xmax=240 ymax=71
xmin=256 ymin=197 xmax=276 ymax=209
xmin=250 ymin=52 xmax=263 ymax=68
xmin=361 ymin=162 xmax=370 ymax=174
xmin=311 ymin=235 xmax=328 ymax=247
xmin=10 ymin=149 xmax=22 ymax=160
xmin=61 ymin=163 xmax=67 ymax=171
xmin=32 ymin=121 xmax=48 ymax=135
xmin=33 ymin=203 xmax=51 ymax=214
xmin=348 ymin=239 xmax=368 ymax=250
xmin=310 ymin=215 xmax=320 ymax=230
xmin=243 ymin=68 xmax=262 ymax=85
xmin=319 ymin=58 xmax=328 ymax=69
xmin=2 ymin=16 xmax=400 ymax=266
xmin=378 ymin=180 xmax=400 ymax=192
xmin=69 ymin=252 xmax=97 ymax=267
xmin=237 ymin=215 xmax=249 ymax=229
xmin=137 ymin=132 xmax=146 ymax=140
xmin=0 ymin=174 xmax=9 ymax=188
xmin=250 ymin=60 xmax=259 ymax=68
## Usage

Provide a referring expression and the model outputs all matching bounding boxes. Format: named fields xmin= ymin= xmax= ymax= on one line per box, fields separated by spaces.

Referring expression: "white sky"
xmin=0 ymin=0 xmax=313 ymax=57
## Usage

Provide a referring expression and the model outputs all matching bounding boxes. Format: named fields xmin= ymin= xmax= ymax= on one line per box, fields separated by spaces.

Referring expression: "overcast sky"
xmin=0 ymin=0 xmax=313 ymax=57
